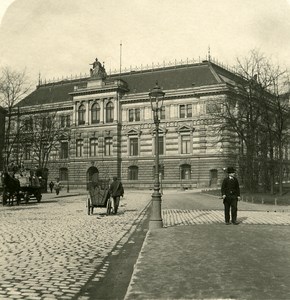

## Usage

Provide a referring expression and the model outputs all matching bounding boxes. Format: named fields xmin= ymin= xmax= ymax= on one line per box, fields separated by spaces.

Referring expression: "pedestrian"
xmin=221 ymin=167 xmax=240 ymax=225
xmin=54 ymin=179 xmax=61 ymax=196
xmin=109 ymin=176 xmax=124 ymax=214
xmin=49 ymin=181 xmax=54 ymax=193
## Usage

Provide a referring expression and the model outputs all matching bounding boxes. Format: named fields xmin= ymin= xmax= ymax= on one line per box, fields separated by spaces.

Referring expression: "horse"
xmin=1 ymin=172 xmax=21 ymax=206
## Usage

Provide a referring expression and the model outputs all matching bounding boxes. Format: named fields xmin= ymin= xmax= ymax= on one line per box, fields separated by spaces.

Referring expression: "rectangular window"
xmin=90 ymin=138 xmax=98 ymax=156
xmin=179 ymin=104 xmax=192 ymax=118
xmin=152 ymin=165 xmax=164 ymax=180
xmin=128 ymin=166 xmax=138 ymax=180
xmin=60 ymin=116 xmax=66 ymax=128
xmin=129 ymin=137 xmax=138 ymax=156
xmin=104 ymin=137 xmax=113 ymax=156
xmin=76 ymin=139 xmax=83 ymax=157
xmin=180 ymin=105 xmax=186 ymax=118
xmin=158 ymin=136 xmax=164 ymax=155
xmin=60 ymin=142 xmax=68 ymax=159
xmin=129 ymin=109 xmax=134 ymax=122
xmin=135 ymin=108 xmax=140 ymax=121
xmin=160 ymin=106 xmax=166 ymax=120
xmin=66 ymin=115 xmax=71 ymax=127
xmin=181 ymin=135 xmax=190 ymax=154
xmin=187 ymin=104 xmax=192 ymax=117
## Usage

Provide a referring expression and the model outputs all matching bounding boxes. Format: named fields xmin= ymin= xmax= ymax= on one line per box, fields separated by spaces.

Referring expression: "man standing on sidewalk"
xmin=221 ymin=167 xmax=240 ymax=225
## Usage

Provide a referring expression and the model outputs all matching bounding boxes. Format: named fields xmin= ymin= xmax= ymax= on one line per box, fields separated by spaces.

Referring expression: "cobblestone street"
xmin=0 ymin=191 xmax=151 ymax=300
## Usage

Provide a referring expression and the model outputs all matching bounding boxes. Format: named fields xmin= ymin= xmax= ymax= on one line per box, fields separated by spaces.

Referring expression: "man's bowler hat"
xmin=227 ymin=167 xmax=236 ymax=173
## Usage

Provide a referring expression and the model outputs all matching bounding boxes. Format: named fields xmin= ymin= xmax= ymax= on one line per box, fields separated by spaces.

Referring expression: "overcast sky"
xmin=0 ymin=0 xmax=289 ymax=85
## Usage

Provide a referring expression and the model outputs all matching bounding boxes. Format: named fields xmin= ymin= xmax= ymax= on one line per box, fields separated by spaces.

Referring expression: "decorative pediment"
xmin=176 ymin=123 xmax=195 ymax=133
xmin=125 ymin=128 xmax=142 ymax=136
xmin=150 ymin=125 xmax=167 ymax=135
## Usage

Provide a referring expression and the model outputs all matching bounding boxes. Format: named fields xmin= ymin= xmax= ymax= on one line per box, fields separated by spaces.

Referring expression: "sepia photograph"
xmin=0 ymin=0 xmax=290 ymax=299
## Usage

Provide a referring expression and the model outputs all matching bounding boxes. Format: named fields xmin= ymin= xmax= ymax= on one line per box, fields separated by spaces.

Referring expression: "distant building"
xmin=11 ymin=59 xmax=246 ymax=189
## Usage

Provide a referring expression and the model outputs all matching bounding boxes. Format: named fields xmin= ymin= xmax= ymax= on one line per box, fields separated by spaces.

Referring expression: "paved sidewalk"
xmin=125 ymin=191 xmax=290 ymax=300
xmin=0 ymin=190 xmax=151 ymax=300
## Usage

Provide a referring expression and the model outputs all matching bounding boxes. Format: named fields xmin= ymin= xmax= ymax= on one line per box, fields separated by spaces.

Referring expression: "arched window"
xmin=59 ymin=167 xmax=68 ymax=181
xmin=128 ymin=166 xmax=138 ymax=180
xmin=180 ymin=164 xmax=191 ymax=180
xmin=106 ymin=101 xmax=114 ymax=123
xmin=152 ymin=164 xmax=164 ymax=180
xmin=78 ymin=104 xmax=86 ymax=125
xmin=91 ymin=103 xmax=100 ymax=124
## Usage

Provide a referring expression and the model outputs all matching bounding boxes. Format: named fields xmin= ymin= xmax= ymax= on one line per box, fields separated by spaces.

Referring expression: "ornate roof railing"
xmin=39 ymin=56 xmax=238 ymax=87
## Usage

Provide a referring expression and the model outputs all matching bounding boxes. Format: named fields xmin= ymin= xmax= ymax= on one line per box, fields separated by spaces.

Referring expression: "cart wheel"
xmin=87 ymin=197 xmax=91 ymax=215
xmin=106 ymin=198 xmax=112 ymax=215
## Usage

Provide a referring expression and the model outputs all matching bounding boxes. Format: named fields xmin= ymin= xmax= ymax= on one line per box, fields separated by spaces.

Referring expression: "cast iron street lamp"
xmin=149 ymin=82 xmax=165 ymax=229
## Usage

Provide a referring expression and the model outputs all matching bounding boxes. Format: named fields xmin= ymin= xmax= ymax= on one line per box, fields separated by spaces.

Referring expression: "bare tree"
xmin=0 ymin=67 xmax=31 ymax=169
xmin=21 ymin=112 xmax=70 ymax=170
xmin=210 ymin=50 xmax=290 ymax=193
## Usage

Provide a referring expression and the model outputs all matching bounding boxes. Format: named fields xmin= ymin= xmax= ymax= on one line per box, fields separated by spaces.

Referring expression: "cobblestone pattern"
xmin=0 ymin=191 xmax=150 ymax=300
xmin=163 ymin=209 xmax=290 ymax=227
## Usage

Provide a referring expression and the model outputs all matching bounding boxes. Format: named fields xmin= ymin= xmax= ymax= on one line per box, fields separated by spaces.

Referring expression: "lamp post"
xmin=149 ymin=82 xmax=165 ymax=229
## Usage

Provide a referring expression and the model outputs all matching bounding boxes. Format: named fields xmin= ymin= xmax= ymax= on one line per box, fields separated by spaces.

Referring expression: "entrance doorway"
xmin=86 ymin=166 xmax=99 ymax=189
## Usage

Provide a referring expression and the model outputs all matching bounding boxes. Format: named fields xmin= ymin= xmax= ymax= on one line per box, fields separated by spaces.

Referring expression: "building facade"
xmin=14 ymin=59 xmax=241 ymax=189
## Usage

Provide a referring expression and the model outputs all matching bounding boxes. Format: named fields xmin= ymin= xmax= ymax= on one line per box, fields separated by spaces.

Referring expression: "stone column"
xmin=113 ymin=98 xmax=118 ymax=122
xmin=72 ymin=102 xmax=77 ymax=125
xmin=85 ymin=101 xmax=89 ymax=125
xmin=100 ymin=99 xmax=104 ymax=123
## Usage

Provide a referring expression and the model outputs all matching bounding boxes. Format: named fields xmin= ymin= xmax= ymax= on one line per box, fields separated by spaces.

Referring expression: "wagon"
xmin=86 ymin=179 xmax=113 ymax=215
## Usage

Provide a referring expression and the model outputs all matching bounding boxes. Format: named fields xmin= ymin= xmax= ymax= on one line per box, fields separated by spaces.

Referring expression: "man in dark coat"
xmin=221 ymin=167 xmax=240 ymax=225
xmin=109 ymin=176 xmax=124 ymax=214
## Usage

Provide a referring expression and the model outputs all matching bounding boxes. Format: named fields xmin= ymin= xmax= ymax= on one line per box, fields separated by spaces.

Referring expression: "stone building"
xmin=15 ymin=59 xmax=241 ymax=189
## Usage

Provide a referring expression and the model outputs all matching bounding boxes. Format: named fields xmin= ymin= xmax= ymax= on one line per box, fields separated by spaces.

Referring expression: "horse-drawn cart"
xmin=16 ymin=172 xmax=42 ymax=203
xmin=1 ymin=170 xmax=42 ymax=205
xmin=87 ymin=179 xmax=113 ymax=215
